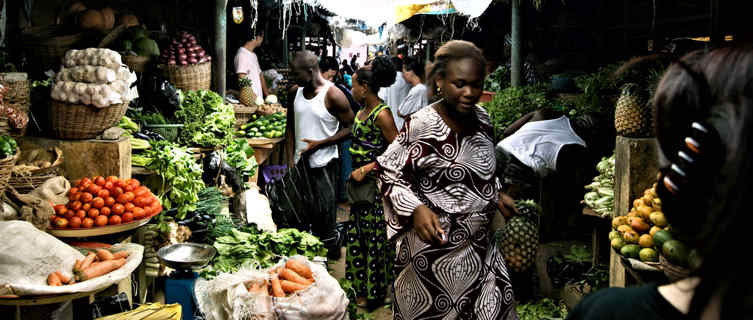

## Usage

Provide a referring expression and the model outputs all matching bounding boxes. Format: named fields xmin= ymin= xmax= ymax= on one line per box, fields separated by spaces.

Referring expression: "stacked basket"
xmin=0 ymin=81 xmax=30 ymax=137
xmin=49 ymin=48 xmax=137 ymax=139
xmin=21 ymin=25 xmax=82 ymax=74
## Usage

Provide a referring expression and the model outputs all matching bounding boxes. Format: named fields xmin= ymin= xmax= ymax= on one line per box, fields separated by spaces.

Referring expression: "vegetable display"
xmin=140 ymin=141 xmax=205 ymax=218
xmin=52 ymin=49 xmax=138 ymax=108
xmin=176 ymin=90 xmax=235 ymax=147
xmin=160 ymin=31 xmax=211 ymax=66
xmin=51 ymin=176 xmax=162 ymax=229
xmin=610 ymin=183 xmax=667 ymax=263
xmin=46 ymin=248 xmax=130 ymax=286
xmin=0 ymin=135 xmax=18 ymax=158
xmin=223 ymin=138 xmax=257 ymax=180
xmin=202 ymin=225 xmax=326 ymax=278
xmin=238 ymin=112 xmax=286 ymax=139
xmin=119 ymin=26 xmax=159 ymax=58
xmin=583 ymin=154 xmax=615 ymax=217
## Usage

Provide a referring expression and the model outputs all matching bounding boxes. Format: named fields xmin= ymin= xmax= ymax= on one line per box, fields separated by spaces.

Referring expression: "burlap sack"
xmin=11 ymin=176 xmax=70 ymax=230
xmin=0 ymin=221 xmax=143 ymax=296
xmin=195 ymin=256 xmax=348 ymax=320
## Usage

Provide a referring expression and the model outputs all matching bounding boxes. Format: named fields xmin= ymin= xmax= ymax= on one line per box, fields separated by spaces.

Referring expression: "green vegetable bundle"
xmin=584 ymin=153 xmax=615 ymax=217
xmin=483 ymin=85 xmax=551 ymax=141
xmin=118 ymin=116 xmax=140 ymax=134
xmin=142 ymin=141 xmax=205 ymax=218
xmin=205 ymin=226 xmax=327 ymax=278
xmin=176 ymin=90 xmax=235 ymax=147
xmin=223 ymin=138 xmax=257 ymax=180
xmin=0 ymin=136 xmax=18 ymax=158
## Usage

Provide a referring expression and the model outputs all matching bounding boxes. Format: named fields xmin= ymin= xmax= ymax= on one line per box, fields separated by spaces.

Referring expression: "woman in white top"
xmin=396 ymin=56 xmax=428 ymax=130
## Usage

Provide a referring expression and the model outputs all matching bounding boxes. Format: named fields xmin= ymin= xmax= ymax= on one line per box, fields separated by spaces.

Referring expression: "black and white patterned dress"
xmin=377 ymin=104 xmax=518 ymax=320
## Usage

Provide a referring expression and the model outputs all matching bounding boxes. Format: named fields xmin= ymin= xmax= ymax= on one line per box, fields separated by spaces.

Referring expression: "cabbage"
xmin=133 ymin=38 xmax=159 ymax=57
xmin=255 ymin=96 xmax=265 ymax=106
xmin=265 ymin=94 xmax=278 ymax=104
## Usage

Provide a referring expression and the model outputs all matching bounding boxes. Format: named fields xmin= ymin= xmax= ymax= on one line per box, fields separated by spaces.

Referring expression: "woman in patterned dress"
xmin=346 ymin=56 xmax=400 ymax=308
xmin=377 ymin=40 xmax=519 ymax=319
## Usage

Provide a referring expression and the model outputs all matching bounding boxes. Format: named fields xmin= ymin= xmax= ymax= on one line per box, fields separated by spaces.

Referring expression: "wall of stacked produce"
xmin=238 ymin=112 xmax=286 ymax=139
xmin=583 ymin=154 xmax=615 ymax=217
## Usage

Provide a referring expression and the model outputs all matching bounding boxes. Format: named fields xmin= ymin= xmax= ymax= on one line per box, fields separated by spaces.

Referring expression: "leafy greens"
xmin=176 ymin=90 xmax=235 ymax=147
xmin=142 ymin=140 xmax=205 ymax=218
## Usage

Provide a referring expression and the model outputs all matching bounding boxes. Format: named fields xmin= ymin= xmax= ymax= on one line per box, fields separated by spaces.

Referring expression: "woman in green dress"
xmin=346 ymin=56 xmax=400 ymax=308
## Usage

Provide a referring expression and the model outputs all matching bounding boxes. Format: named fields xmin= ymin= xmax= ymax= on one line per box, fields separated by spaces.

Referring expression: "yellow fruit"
xmin=617 ymin=225 xmax=634 ymax=234
xmin=611 ymin=238 xmax=626 ymax=250
xmin=639 ymin=234 xmax=653 ymax=248
xmin=639 ymin=248 xmax=659 ymax=262
xmin=652 ymin=198 xmax=662 ymax=210
xmin=649 ymin=226 xmax=662 ymax=237
xmin=650 ymin=211 xmax=668 ymax=227
xmin=609 ymin=230 xmax=621 ymax=241
xmin=633 ymin=199 xmax=642 ymax=209
xmin=628 ymin=210 xmax=640 ymax=218
xmin=623 ymin=230 xmax=640 ymax=244
xmin=612 ymin=216 xmax=629 ymax=229
xmin=638 ymin=205 xmax=653 ymax=219
xmin=642 ymin=195 xmax=653 ymax=206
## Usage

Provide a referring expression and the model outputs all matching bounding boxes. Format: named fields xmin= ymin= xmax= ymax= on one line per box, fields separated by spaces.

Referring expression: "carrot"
xmin=77 ymin=258 xmax=126 ymax=281
xmin=270 ymin=274 xmax=285 ymax=297
xmin=47 ymin=272 xmax=62 ymax=286
xmin=55 ymin=271 xmax=71 ymax=284
xmin=280 ymin=280 xmax=308 ymax=294
xmin=112 ymin=251 xmax=129 ymax=259
xmin=279 ymin=268 xmax=313 ymax=285
xmin=96 ymin=249 xmax=115 ymax=261
xmin=74 ymin=259 xmax=83 ymax=273
xmin=285 ymin=259 xmax=313 ymax=279
xmin=80 ymin=252 xmax=97 ymax=271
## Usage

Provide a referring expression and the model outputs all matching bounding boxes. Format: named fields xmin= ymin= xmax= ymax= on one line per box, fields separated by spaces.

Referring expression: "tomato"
xmin=76 ymin=210 xmax=87 ymax=219
xmin=124 ymin=192 xmax=135 ymax=202
xmin=80 ymin=192 xmax=93 ymax=203
xmin=87 ymin=184 xmax=101 ymax=195
xmin=116 ymin=194 xmax=128 ymax=204
xmin=131 ymin=207 xmax=145 ymax=219
xmin=50 ymin=214 xmax=58 ymax=222
xmin=133 ymin=186 xmax=149 ymax=197
xmin=133 ymin=196 xmax=148 ymax=208
xmin=100 ymin=207 xmax=111 ymax=216
xmin=112 ymin=187 xmax=124 ymax=197
xmin=116 ymin=179 xmax=126 ymax=188
xmin=112 ymin=204 xmax=125 ymax=215
xmin=105 ymin=196 xmax=116 ymax=207
xmin=142 ymin=206 xmax=153 ymax=217
xmin=69 ymin=217 xmax=82 ymax=228
xmin=82 ymin=203 xmax=91 ymax=212
xmin=97 ymin=189 xmax=110 ymax=198
xmin=69 ymin=187 xmax=79 ymax=194
xmin=92 ymin=197 xmax=105 ymax=208
xmin=109 ymin=215 xmax=122 ymax=225
xmin=69 ymin=192 xmax=81 ymax=202
xmin=95 ymin=215 xmax=108 ymax=227
xmin=122 ymin=212 xmax=134 ymax=223
xmin=73 ymin=179 xmax=82 ymax=186
xmin=80 ymin=180 xmax=92 ymax=191
xmin=124 ymin=184 xmax=134 ymax=192
xmin=106 ymin=176 xmax=119 ymax=183
xmin=94 ymin=176 xmax=106 ymax=186
xmin=151 ymin=203 xmax=163 ymax=215
xmin=87 ymin=208 xmax=99 ymax=218
xmin=124 ymin=203 xmax=135 ymax=212
xmin=127 ymin=178 xmax=141 ymax=187
xmin=54 ymin=217 xmax=69 ymax=228
xmin=69 ymin=201 xmax=82 ymax=210
xmin=104 ymin=181 xmax=114 ymax=190
xmin=82 ymin=217 xmax=94 ymax=228
xmin=54 ymin=204 xmax=67 ymax=215
xmin=63 ymin=210 xmax=75 ymax=219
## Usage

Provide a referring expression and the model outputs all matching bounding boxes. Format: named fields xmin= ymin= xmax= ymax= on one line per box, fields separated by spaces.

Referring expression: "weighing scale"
xmin=157 ymin=243 xmax=216 ymax=320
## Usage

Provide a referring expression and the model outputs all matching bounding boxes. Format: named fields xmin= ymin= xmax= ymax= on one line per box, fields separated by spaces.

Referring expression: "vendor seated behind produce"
xmin=235 ymin=32 xmax=269 ymax=98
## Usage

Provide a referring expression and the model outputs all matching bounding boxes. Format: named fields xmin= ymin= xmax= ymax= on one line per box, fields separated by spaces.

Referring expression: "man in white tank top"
xmin=285 ymin=51 xmax=355 ymax=259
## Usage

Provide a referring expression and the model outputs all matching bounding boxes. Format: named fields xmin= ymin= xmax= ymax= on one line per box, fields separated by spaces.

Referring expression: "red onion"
xmin=189 ymin=52 xmax=197 ymax=58
xmin=188 ymin=57 xmax=198 ymax=64
xmin=179 ymin=60 xmax=188 ymax=66
xmin=197 ymin=50 xmax=206 ymax=58
xmin=168 ymin=60 xmax=176 ymax=65
xmin=179 ymin=53 xmax=187 ymax=60
xmin=178 ymin=48 xmax=185 ymax=55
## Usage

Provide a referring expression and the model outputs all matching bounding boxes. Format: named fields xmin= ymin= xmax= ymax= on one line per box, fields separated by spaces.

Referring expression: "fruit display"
xmin=497 ymin=200 xmax=540 ymax=272
xmin=238 ymin=77 xmax=256 ymax=106
xmin=615 ymin=83 xmax=653 ymax=138
xmin=583 ymin=154 xmax=614 ymax=217
xmin=46 ymin=249 xmax=130 ymax=286
xmin=50 ymin=176 xmax=162 ymax=229
xmin=238 ymin=112 xmax=286 ymax=139
xmin=159 ymin=31 xmax=211 ymax=66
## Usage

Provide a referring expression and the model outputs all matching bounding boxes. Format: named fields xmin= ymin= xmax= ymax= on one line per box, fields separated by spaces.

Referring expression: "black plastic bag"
xmin=134 ymin=72 xmax=181 ymax=115
xmin=202 ymin=151 xmax=244 ymax=193
xmin=89 ymin=292 xmax=132 ymax=318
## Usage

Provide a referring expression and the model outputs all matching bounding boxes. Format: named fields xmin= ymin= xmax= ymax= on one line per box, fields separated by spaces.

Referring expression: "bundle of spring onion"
xmin=584 ymin=154 xmax=615 ymax=217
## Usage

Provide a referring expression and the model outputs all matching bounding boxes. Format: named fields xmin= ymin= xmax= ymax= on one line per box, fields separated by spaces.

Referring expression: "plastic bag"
xmin=135 ymin=72 xmax=181 ymax=115
xmin=263 ymin=69 xmax=284 ymax=93
xmin=90 ymin=292 xmax=132 ymax=318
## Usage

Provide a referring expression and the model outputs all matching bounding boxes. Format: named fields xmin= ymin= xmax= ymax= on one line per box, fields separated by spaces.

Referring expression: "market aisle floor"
xmin=331 ymin=204 xmax=392 ymax=320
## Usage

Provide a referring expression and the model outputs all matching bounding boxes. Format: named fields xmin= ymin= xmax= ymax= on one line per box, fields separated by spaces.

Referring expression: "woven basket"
xmin=50 ymin=100 xmax=128 ymax=139
xmin=233 ymin=103 xmax=258 ymax=128
xmin=0 ymin=117 xmax=26 ymax=138
xmin=0 ymin=151 xmax=20 ymax=195
xmin=8 ymin=169 xmax=63 ymax=194
xmin=143 ymin=124 xmax=183 ymax=142
xmin=124 ymin=55 xmax=152 ymax=73
xmin=166 ymin=62 xmax=212 ymax=91
xmin=21 ymin=25 xmax=82 ymax=72
xmin=659 ymin=255 xmax=691 ymax=282
xmin=0 ymin=73 xmax=30 ymax=113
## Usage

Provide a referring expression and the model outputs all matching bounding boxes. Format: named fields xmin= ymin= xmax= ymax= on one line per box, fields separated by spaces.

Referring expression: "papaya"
xmin=612 ymin=216 xmax=629 ymax=229
xmin=617 ymin=225 xmax=633 ymax=234
xmin=622 ymin=230 xmax=640 ymax=244
xmin=620 ymin=244 xmax=641 ymax=259
xmin=662 ymin=240 xmax=690 ymax=267
xmin=649 ymin=226 xmax=662 ymax=237
xmin=652 ymin=229 xmax=673 ymax=250
xmin=629 ymin=217 xmax=650 ymax=233
xmin=650 ymin=211 xmax=668 ymax=227
xmin=638 ymin=234 xmax=653 ymax=248
xmin=639 ymin=248 xmax=659 ymax=262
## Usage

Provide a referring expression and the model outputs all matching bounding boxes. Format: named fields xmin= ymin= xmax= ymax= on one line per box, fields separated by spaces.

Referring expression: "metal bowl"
xmin=157 ymin=243 xmax=216 ymax=270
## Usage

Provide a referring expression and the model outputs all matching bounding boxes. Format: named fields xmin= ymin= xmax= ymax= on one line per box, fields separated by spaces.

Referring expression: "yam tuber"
xmin=269 ymin=274 xmax=285 ymax=297
xmin=112 ymin=251 xmax=130 ymax=259
xmin=77 ymin=258 xmax=126 ymax=281
xmin=280 ymin=280 xmax=308 ymax=294
xmin=80 ymin=252 xmax=97 ymax=271
xmin=96 ymin=249 xmax=115 ymax=261
xmin=47 ymin=272 xmax=62 ymax=286
xmin=55 ymin=271 xmax=71 ymax=284
xmin=279 ymin=268 xmax=313 ymax=286
xmin=285 ymin=260 xmax=313 ymax=279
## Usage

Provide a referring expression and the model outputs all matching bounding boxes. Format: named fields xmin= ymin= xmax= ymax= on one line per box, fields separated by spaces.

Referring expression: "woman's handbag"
xmin=346 ymin=174 xmax=378 ymax=206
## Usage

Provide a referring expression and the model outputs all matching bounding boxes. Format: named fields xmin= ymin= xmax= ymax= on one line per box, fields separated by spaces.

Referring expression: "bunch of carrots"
xmin=46 ymin=249 xmax=130 ymax=286
xmin=247 ymin=259 xmax=315 ymax=297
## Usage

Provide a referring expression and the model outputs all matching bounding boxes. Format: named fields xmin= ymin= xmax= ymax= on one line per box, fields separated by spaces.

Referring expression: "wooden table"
xmin=247 ymin=137 xmax=284 ymax=183
xmin=582 ymin=207 xmax=609 ymax=266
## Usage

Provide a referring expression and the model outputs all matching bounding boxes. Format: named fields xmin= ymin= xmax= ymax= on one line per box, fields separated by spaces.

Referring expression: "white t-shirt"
xmin=396 ymin=83 xmax=428 ymax=124
xmin=293 ymin=82 xmax=339 ymax=168
xmin=234 ymin=47 xmax=263 ymax=98
xmin=378 ymin=72 xmax=411 ymax=130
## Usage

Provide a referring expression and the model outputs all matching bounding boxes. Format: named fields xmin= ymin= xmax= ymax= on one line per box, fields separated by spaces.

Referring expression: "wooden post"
xmin=511 ymin=0 xmax=522 ymax=87
xmin=610 ymin=137 xmax=660 ymax=287
xmin=215 ymin=0 xmax=228 ymax=98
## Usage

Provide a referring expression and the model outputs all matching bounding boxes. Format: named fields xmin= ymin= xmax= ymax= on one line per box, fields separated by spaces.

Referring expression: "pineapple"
xmin=615 ymin=83 xmax=653 ymax=137
xmin=498 ymin=199 xmax=541 ymax=272
xmin=238 ymin=77 xmax=257 ymax=106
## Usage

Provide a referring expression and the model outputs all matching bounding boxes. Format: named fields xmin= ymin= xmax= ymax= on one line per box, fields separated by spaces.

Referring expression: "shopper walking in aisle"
xmin=377 ymin=40 xmax=519 ymax=319
xmin=568 ymin=46 xmax=753 ymax=320
xmin=344 ymin=55 xmax=399 ymax=309
xmin=378 ymin=56 xmax=411 ymax=130
xmin=395 ymin=56 xmax=428 ymax=123
xmin=286 ymin=50 xmax=355 ymax=260
xmin=234 ymin=31 xmax=268 ymax=98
